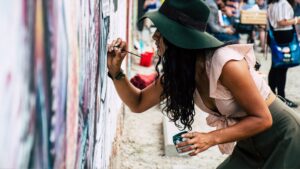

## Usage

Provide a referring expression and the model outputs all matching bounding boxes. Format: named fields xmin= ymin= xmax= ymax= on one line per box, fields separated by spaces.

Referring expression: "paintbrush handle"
xmin=113 ymin=46 xmax=141 ymax=57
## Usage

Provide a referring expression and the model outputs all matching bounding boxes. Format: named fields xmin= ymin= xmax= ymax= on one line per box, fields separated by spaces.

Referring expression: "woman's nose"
xmin=152 ymin=33 xmax=157 ymax=41
xmin=152 ymin=30 xmax=160 ymax=40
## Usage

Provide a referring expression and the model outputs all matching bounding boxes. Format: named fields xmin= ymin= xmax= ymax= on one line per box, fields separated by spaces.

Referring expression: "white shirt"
xmin=267 ymin=0 xmax=294 ymax=30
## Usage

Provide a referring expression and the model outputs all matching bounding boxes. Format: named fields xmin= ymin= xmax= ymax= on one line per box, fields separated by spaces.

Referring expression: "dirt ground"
xmin=117 ymin=105 xmax=228 ymax=169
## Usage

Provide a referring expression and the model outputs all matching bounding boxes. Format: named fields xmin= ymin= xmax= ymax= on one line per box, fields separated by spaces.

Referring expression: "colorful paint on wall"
xmin=0 ymin=0 xmax=128 ymax=168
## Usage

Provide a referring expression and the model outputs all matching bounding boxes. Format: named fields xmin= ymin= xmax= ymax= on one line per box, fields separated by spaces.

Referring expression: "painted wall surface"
xmin=0 ymin=0 xmax=129 ymax=168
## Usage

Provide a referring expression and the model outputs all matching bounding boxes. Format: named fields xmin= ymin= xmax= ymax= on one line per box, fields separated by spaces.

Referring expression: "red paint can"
xmin=140 ymin=51 xmax=154 ymax=67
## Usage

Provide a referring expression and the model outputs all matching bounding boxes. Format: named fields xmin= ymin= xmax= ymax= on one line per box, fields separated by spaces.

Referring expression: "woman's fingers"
xmin=189 ymin=145 xmax=209 ymax=156
xmin=182 ymin=132 xmax=197 ymax=138
xmin=189 ymin=147 xmax=201 ymax=156
xmin=119 ymin=40 xmax=127 ymax=50
xmin=115 ymin=38 xmax=122 ymax=47
xmin=108 ymin=38 xmax=127 ymax=56
xmin=176 ymin=138 xmax=193 ymax=148
xmin=113 ymin=39 xmax=127 ymax=60
xmin=179 ymin=144 xmax=195 ymax=153
xmin=107 ymin=38 xmax=128 ymax=73
xmin=114 ymin=47 xmax=122 ymax=60
xmin=119 ymin=41 xmax=127 ymax=57
xmin=109 ymin=40 xmax=116 ymax=52
xmin=175 ymin=131 xmax=212 ymax=156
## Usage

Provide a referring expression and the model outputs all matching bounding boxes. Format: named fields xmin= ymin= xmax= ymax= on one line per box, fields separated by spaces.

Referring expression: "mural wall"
xmin=0 ymin=0 xmax=129 ymax=168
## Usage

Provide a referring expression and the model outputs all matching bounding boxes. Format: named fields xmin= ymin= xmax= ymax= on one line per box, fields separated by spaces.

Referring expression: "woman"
xmin=107 ymin=0 xmax=300 ymax=168
xmin=267 ymin=0 xmax=299 ymax=107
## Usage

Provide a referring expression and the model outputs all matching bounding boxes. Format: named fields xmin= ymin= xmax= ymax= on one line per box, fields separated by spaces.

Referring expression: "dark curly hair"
xmin=154 ymin=38 xmax=212 ymax=131
xmin=154 ymin=37 xmax=233 ymax=131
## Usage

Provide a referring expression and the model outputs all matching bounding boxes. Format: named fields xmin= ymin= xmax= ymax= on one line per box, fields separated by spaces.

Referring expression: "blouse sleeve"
xmin=208 ymin=45 xmax=255 ymax=99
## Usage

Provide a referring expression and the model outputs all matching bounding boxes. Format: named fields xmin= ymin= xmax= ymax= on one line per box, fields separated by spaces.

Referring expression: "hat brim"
xmin=139 ymin=11 xmax=224 ymax=49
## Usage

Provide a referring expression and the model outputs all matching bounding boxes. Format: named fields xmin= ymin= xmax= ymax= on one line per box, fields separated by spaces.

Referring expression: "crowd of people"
xmin=206 ymin=0 xmax=266 ymax=45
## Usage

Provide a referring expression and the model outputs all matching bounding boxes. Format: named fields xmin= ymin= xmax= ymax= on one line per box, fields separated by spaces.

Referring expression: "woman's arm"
xmin=107 ymin=38 xmax=163 ymax=113
xmin=112 ymin=76 xmax=163 ymax=113
xmin=208 ymin=59 xmax=273 ymax=144
xmin=178 ymin=59 xmax=272 ymax=155
xmin=277 ymin=17 xmax=300 ymax=26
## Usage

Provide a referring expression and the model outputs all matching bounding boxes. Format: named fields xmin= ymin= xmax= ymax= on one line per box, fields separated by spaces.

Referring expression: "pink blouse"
xmin=194 ymin=44 xmax=271 ymax=154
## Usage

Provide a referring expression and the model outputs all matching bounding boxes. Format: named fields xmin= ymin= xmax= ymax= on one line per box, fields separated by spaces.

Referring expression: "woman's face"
xmin=152 ymin=29 xmax=167 ymax=56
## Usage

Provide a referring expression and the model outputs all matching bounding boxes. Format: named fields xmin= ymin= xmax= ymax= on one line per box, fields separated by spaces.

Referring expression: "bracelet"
xmin=107 ymin=71 xmax=113 ymax=79
xmin=107 ymin=69 xmax=125 ymax=80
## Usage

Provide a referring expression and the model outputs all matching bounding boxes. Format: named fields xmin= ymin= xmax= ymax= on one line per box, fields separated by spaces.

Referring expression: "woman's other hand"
xmin=107 ymin=38 xmax=127 ymax=76
xmin=176 ymin=132 xmax=215 ymax=156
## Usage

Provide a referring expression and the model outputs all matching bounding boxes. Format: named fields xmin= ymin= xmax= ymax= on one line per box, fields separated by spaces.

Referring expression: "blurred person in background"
xmin=206 ymin=0 xmax=240 ymax=42
xmin=255 ymin=0 xmax=267 ymax=52
xmin=267 ymin=0 xmax=300 ymax=107
xmin=294 ymin=0 xmax=300 ymax=35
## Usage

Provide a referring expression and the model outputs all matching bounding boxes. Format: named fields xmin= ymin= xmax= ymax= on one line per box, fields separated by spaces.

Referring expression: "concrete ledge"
xmin=163 ymin=115 xmax=184 ymax=157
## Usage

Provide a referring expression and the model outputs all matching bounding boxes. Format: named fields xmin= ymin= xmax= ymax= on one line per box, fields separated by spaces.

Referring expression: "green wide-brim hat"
xmin=139 ymin=0 xmax=224 ymax=49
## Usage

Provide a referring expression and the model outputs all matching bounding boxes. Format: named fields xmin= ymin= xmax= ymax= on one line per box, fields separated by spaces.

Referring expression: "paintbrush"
xmin=113 ymin=45 xmax=141 ymax=57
